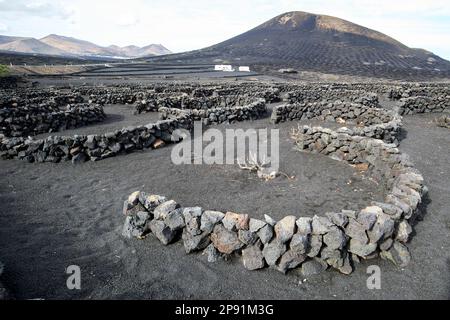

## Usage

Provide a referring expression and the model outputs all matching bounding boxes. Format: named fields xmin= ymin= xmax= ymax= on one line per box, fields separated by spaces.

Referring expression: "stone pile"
xmin=398 ymin=96 xmax=449 ymax=115
xmin=272 ymin=101 xmax=401 ymax=143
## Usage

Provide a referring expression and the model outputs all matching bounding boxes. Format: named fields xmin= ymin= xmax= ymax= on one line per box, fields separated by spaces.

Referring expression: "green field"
xmin=0 ymin=64 xmax=9 ymax=76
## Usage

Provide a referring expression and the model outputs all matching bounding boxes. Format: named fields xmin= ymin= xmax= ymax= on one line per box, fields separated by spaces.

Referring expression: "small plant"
xmin=435 ymin=114 xmax=450 ymax=129
xmin=0 ymin=64 xmax=9 ymax=77
xmin=238 ymin=152 xmax=294 ymax=181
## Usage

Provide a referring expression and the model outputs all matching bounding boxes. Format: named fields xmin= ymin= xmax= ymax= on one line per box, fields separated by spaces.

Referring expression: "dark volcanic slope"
xmin=150 ymin=11 xmax=450 ymax=79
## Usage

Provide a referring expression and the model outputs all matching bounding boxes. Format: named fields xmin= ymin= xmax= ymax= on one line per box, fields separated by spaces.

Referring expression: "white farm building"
xmin=214 ymin=65 xmax=235 ymax=72
xmin=238 ymin=66 xmax=251 ymax=72
xmin=214 ymin=65 xmax=251 ymax=72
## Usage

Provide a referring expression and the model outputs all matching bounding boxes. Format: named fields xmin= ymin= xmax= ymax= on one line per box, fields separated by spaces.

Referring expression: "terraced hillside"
xmin=149 ymin=11 xmax=450 ymax=79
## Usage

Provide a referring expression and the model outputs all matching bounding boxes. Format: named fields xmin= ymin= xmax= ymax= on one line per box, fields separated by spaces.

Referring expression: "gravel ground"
xmin=0 ymin=91 xmax=448 ymax=300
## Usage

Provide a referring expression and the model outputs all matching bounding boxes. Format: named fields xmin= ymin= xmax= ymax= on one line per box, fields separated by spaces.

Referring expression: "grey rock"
xmin=338 ymin=253 xmax=353 ymax=275
xmin=345 ymin=218 xmax=369 ymax=243
xmin=140 ymin=194 xmax=167 ymax=211
xmin=395 ymin=220 xmax=412 ymax=243
xmin=238 ymin=229 xmax=258 ymax=245
xmin=249 ymin=218 xmax=267 ymax=233
xmin=325 ymin=212 xmax=349 ymax=228
xmin=380 ymin=238 xmax=393 ymax=251
xmin=312 ymin=215 xmax=333 ymax=235
xmin=242 ymin=245 xmax=265 ymax=270
xmin=367 ymin=214 xmax=395 ymax=243
xmin=296 ymin=217 xmax=312 ymax=235
xmin=257 ymin=224 xmax=274 ymax=244
xmin=127 ymin=191 xmax=140 ymax=207
xmin=290 ymin=233 xmax=309 ymax=254
xmin=277 ymin=250 xmax=306 ymax=274
xmin=262 ymin=240 xmax=287 ymax=266
xmin=301 ymin=259 xmax=328 ymax=277
xmin=264 ymin=214 xmax=277 ymax=226
xmin=349 ymin=238 xmax=377 ymax=258
xmin=182 ymin=207 xmax=203 ymax=220
xmin=149 ymin=219 xmax=177 ymax=245
xmin=341 ymin=209 xmax=357 ymax=219
xmin=183 ymin=207 xmax=203 ymax=235
xmin=122 ymin=211 xmax=151 ymax=238
xmin=323 ymin=226 xmax=347 ymax=250
xmin=203 ymin=244 xmax=220 ymax=263
xmin=71 ymin=152 xmax=86 ymax=164
xmin=357 ymin=206 xmax=382 ymax=230
xmin=201 ymin=210 xmax=225 ymax=233
xmin=182 ymin=229 xmax=211 ymax=253
xmin=307 ymin=234 xmax=323 ymax=257
xmin=371 ymin=201 xmax=403 ymax=220
xmin=154 ymin=200 xmax=178 ymax=220
xmin=386 ymin=194 xmax=412 ymax=218
xmin=380 ymin=241 xmax=411 ymax=267
xmin=210 ymin=224 xmax=244 ymax=254
xmin=274 ymin=215 xmax=297 ymax=243
xmin=321 ymin=246 xmax=344 ymax=269
xmin=164 ymin=208 xmax=185 ymax=231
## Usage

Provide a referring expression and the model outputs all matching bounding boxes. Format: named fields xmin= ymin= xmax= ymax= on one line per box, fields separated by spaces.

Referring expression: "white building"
xmin=214 ymin=65 xmax=235 ymax=72
xmin=238 ymin=66 xmax=251 ymax=72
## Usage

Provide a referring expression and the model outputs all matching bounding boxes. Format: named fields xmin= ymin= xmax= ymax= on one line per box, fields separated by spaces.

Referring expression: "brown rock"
xmin=211 ymin=224 xmax=244 ymax=254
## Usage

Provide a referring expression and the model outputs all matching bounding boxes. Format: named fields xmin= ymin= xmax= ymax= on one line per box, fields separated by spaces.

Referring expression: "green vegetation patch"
xmin=0 ymin=64 xmax=10 ymax=77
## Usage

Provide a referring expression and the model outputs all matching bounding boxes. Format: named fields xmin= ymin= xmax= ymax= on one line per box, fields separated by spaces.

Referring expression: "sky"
xmin=0 ymin=0 xmax=449 ymax=60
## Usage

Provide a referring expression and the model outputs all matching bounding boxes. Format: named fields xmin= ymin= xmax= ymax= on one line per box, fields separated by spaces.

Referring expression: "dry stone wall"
xmin=0 ymin=103 xmax=105 ymax=137
xmin=0 ymin=95 xmax=267 ymax=163
xmin=283 ymin=89 xmax=380 ymax=108
xmin=120 ymin=123 xmax=426 ymax=276
xmin=271 ymin=101 xmax=401 ymax=143
xmin=398 ymin=96 xmax=449 ymax=115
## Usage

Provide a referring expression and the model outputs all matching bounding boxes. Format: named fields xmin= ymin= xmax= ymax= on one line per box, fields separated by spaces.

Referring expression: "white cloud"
xmin=0 ymin=22 xmax=8 ymax=32
xmin=0 ymin=0 xmax=73 ymax=19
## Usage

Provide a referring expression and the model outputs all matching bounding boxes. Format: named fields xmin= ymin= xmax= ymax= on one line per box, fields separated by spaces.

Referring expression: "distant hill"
xmin=0 ymin=38 xmax=69 ymax=56
xmin=149 ymin=11 xmax=450 ymax=79
xmin=107 ymin=43 xmax=171 ymax=57
xmin=40 ymin=34 xmax=114 ymax=57
xmin=0 ymin=35 xmax=27 ymax=45
xmin=0 ymin=34 xmax=172 ymax=59
xmin=139 ymin=44 xmax=172 ymax=56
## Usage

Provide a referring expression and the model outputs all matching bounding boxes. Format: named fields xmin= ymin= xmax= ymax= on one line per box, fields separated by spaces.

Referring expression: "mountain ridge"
xmin=149 ymin=11 xmax=450 ymax=79
xmin=0 ymin=34 xmax=172 ymax=58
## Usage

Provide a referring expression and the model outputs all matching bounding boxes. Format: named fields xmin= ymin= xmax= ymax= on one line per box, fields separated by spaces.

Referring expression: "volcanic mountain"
xmin=150 ymin=11 xmax=450 ymax=79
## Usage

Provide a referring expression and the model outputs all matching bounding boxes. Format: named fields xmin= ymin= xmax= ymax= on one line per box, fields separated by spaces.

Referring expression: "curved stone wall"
xmin=120 ymin=123 xmax=426 ymax=275
xmin=271 ymin=101 xmax=401 ymax=143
